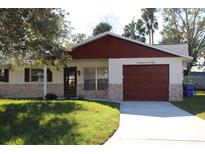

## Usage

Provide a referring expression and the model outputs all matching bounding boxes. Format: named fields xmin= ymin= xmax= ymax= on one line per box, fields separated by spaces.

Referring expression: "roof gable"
xmin=72 ymin=32 xmax=192 ymax=60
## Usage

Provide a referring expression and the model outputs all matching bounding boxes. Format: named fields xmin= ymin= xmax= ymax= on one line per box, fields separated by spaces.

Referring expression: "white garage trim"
xmin=108 ymin=57 xmax=183 ymax=84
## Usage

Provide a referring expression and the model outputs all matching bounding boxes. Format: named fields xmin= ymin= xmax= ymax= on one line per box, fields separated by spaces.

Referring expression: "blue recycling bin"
xmin=183 ymin=84 xmax=196 ymax=97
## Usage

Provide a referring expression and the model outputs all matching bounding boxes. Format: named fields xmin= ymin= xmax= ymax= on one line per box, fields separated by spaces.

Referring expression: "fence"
xmin=184 ymin=72 xmax=205 ymax=90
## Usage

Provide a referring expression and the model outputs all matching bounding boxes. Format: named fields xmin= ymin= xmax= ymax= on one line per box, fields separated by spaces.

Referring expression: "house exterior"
xmin=0 ymin=32 xmax=192 ymax=101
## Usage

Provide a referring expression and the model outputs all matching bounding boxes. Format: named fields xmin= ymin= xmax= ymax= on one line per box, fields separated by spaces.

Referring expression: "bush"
xmin=77 ymin=95 xmax=85 ymax=100
xmin=45 ymin=93 xmax=57 ymax=100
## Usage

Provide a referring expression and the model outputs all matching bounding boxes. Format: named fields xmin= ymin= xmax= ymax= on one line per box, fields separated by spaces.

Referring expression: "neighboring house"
xmin=185 ymin=57 xmax=205 ymax=90
xmin=0 ymin=32 xmax=192 ymax=101
xmin=184 ymin=72 xmax=205 ymax=90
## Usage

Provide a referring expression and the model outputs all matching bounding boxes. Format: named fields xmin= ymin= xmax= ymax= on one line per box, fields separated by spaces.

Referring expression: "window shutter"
xmin=4 ymin=69 xmax=9 ymax=82
xmin=24 ymin=68 xmax=30 ymax=82
xmin=47 ymin=69 xmax=52 ymax=82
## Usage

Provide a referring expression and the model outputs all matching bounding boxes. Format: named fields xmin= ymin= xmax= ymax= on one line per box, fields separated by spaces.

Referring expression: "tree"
xmin=160 ymin=27 xmax=184 ymax=44
xmin=122 ymin=19 xmax=146 ymax=42
xmin=71 ymin=33 xmax=87 ymax=44
xmin=160 ymin=8 xmax=205 ymax=73
xmin=0 ymin=8 xmax=71 ymax=69
xmin=92 ymin=22 xmax=112 ymax=36
xmin=141 ymin=8 xmax=158 ymax=44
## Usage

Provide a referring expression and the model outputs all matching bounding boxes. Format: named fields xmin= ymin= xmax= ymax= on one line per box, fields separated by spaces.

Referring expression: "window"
xmin=31 ymin=69 xmax=44 ymax=82
xmin=0 ymin=69 xmax=4 ymax=82
xmin=84 ymin=67 xmax=108 ymax=90
xmin=97 ymin=68 xmax=108 ymax=90
xmin=84 ymin=68 xmax=96 ymax=90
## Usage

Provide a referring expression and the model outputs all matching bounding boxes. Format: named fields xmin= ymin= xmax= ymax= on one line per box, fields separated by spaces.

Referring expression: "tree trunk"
xmin=184 ymin=62 xmax=192 ymax=76
xmin=148 ymin=30 xmax=151 ymax=44
xmin=151 ymin=30 xmax=154 ymax=44
xmin=185 ymin=45 xmax=196 ymax=75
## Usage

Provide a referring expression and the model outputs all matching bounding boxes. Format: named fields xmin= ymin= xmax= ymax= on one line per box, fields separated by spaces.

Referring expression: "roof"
xmin=72 ymin=32 xmax=193 ymax=60
xmin=154 ymin=44 xmax=189 ymax=56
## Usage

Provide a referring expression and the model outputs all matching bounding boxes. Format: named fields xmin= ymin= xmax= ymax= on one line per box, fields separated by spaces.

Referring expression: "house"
xmin=0 ymin=32 xmax=192 ymax=101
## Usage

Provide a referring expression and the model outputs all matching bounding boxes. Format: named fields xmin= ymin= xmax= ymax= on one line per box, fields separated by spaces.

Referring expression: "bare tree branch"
xmin=161 ymin=8 xmax=205 ymax=73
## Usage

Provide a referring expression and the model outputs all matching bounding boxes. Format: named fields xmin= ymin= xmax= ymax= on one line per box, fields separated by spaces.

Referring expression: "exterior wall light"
xmin=77 ymin=70 xmax=81 ymax=76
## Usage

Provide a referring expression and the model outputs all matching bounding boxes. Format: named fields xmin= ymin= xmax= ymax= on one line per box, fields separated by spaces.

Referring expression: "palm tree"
xmin=92 ymin=22 xmax=112 ymax=36
xmin=141 ymin=8 xmax=158 ymax=44
xmin=122 ymin=19 xmax=146 ymax=42
xmin=122 ymin=20 xmax=137 ymax=40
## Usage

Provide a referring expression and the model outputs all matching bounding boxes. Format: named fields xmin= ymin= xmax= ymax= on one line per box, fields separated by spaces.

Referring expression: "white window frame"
xmin=96 ymin=67 xmax=108 ymax=90
xmin=84 ymin=67 xmax=96 ymax=90
xmin=30 ymin=69 xmax=44 ymax=82
xmin=84 ymin=67 xmax=108 ymax=91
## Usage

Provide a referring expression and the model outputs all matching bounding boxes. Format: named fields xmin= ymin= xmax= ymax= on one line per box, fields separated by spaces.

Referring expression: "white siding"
xmin=69 ymin=59 xmax=108 ymax=84
xmin=5 ymin=68 xmax=64 ymax=84
xmin=0 ymin=59 xmax=108 ymax=85
xmin=109 ymin=57 xmax=183 ymax=84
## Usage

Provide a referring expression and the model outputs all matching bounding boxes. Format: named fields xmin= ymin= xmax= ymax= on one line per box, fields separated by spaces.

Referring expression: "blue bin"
xmin=183 ymin=84 xmax=196 ymax=97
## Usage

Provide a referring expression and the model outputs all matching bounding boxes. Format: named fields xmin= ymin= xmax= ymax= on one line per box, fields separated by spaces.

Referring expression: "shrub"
xmin=45 ymin=93 xmax=57 ymax=100
xmin=78 ymin=95 xmax=85 ymax=100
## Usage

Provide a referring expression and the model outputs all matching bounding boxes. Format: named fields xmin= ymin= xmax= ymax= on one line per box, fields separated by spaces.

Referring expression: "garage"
xmin=123 ymin=65 xmax=169 ymax=101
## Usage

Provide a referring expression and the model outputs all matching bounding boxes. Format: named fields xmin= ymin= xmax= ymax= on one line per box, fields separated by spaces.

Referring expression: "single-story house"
xmin=0 ymin=32 xmax=192 ymax=101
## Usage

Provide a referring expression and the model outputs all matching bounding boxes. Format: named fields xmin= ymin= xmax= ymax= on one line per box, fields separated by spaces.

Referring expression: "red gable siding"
xmin=71 ymin=35 xmax=177 ymax=59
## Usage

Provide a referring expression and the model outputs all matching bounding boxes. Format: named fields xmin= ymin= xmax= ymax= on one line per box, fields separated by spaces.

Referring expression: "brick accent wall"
xmin=77 ymin=84 xmax=108 ymax=99
xmin=0 ymin=84 xmax=64 ymax=98
xmin=108 ymin=84 xmax=123 ymax=101
xmin=169 ymin=84 xmax=183 ymax=101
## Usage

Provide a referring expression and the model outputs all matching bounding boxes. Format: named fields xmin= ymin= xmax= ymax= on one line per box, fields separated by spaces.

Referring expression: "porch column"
xmin=44 ymin=65 xmax=47 ymax=100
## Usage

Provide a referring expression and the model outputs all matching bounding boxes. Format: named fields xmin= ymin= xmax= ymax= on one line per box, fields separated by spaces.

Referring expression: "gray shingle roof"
xmin=154 ymin=44 xmax=189 ymax=57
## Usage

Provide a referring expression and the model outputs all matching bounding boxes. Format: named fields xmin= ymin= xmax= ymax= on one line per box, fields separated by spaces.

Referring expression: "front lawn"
xmin=0 ymin=99 xmax=120 ymax=144
xmin=173 ymin=91 xmax=205 ymax=120
xmin=196 ymin=91 xmax=205 ymax=96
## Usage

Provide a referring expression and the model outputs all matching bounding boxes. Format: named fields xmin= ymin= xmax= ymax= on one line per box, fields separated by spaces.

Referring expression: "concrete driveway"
xmin=106 ymin=101 xmax=205 ymax=144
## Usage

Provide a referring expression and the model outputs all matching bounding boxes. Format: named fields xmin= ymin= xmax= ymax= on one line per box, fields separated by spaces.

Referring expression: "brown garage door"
xmin=123 ymin=65 xmax=169 ymax=101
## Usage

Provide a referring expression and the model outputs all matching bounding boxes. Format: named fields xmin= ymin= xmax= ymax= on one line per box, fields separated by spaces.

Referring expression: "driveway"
xmin=106 ymin=101 xmax=205 ymax=144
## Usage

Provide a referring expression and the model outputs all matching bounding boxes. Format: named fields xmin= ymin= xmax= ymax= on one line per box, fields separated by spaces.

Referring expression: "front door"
xmin=64 ymin=67 xmax=77 ymax=98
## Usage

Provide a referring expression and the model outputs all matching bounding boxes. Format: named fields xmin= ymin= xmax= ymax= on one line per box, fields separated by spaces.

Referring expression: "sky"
xmin=2 ymin=0 xmax=204 ymax=44
xmin=66 ymin=1 xmax=163 ymax=44
xmin=3 ymin=0 xmax=204 ymax=44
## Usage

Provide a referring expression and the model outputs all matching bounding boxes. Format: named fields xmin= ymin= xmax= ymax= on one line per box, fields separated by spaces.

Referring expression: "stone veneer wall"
xmin=77 ymin=84 xmax=108 ymax=99
xmin=169 ymin=84 xmax=183 ymax=101
xmin=0 ymin=83 xmax=182 ymax=101
xmin=107 ymin=84 xmax=183 ymax=101
xmin=0 ymin=84 xmax=64 ymax=98
xmin=108 ymin=84 xmax=123 ymax=101
xmin=77 ymin=83 xmax=182 ymax=101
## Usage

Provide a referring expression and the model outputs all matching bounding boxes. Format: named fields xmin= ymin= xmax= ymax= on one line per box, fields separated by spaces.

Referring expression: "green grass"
xmin=196 ymin=91 xmax=205 ymax=96
xmin=0 ymin=99 xmax=120 ymax=145
xmin=173 ymin=91 xmax=205 ymax=120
